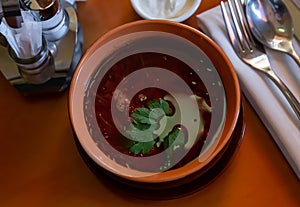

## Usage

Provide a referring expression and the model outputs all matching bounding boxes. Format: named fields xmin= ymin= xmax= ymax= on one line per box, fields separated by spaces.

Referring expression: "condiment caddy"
xmin=0 ymin=0 xmax=83 ymax=95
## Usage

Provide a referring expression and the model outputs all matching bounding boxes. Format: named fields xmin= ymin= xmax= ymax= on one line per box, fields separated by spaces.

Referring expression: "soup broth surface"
xmin=83 ymin=32 xmax=226 ymax=172
xmin=93 ymin=52 xmax=211 ymax=171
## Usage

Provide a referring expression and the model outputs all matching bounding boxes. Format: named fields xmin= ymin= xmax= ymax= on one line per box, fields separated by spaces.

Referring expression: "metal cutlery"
xmin=220 ymin=0 xmax=300 ymax=120
xmin=245 ymin=0 xmax=300 ymax=67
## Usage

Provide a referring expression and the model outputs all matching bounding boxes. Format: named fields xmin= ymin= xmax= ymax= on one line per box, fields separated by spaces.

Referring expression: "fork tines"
xmin=220 ymin=0 xmax=257 ymax=53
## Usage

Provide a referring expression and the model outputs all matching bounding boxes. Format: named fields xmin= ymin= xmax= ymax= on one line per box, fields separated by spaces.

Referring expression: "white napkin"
xmin=292 ymin=0 xmax=300 ymax=9
xmin=197 ymin=6 xmax=300 ymax=179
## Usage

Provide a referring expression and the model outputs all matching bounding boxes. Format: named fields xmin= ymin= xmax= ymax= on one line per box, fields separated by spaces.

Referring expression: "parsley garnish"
xmin=126 ymin=98 xmax=184 ymax=155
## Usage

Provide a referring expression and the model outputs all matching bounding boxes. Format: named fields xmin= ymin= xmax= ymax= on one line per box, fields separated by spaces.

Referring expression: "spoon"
xmin=246 ymin=0 xmax=300 ymax=66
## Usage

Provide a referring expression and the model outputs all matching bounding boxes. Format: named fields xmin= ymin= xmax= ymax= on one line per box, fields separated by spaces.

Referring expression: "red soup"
xmin=91 ymin=52 xmax=212 ymax=172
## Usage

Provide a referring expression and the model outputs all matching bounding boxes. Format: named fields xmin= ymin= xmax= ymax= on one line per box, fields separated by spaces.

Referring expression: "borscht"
xmin=88 ymin=52 xmax=212 ymax=171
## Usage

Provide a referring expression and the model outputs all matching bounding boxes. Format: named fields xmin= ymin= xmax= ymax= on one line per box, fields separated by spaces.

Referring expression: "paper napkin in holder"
xmin=0 ymin=11 xmax=42 ymax=59
xmin=197 ymin=6 xmax=300 ymax=179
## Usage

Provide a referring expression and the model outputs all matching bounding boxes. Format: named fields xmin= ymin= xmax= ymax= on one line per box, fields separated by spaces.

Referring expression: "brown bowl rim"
xmin=69 ymin=20 xmax=241 ymax=183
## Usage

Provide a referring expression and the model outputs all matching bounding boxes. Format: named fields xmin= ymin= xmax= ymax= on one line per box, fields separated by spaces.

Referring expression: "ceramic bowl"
xmin=130 ymin=0 xmax=202 ymax=22
xmin=69 ymin=20 xmax=243 ymax=198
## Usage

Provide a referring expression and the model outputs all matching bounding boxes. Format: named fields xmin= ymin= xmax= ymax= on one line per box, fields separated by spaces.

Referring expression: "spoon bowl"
xmin=246 ymin=0 xmax=300 ymax=66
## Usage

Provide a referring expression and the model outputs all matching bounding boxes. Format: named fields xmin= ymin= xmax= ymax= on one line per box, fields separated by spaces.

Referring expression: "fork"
xmin=220 ymin=0 xmax=300 ymax=120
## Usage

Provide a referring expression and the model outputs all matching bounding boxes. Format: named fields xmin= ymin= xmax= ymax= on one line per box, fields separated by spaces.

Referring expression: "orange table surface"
xmin=0 ymin=0 xmax=299 ymax=206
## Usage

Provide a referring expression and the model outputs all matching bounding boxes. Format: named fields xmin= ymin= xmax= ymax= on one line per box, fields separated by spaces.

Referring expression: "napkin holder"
xmin=0 ymin=0 xmax=83 ymax=95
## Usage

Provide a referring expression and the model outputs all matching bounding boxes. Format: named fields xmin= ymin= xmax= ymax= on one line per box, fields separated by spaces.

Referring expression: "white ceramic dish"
xmin=130 ymin=0 xmax=202 ymax=22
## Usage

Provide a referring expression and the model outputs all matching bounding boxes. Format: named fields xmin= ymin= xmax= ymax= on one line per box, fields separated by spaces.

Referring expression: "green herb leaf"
xmin=160 ymin=98 xmax=171 ymax=115
xmin=148 ymin=108 xmax=165 ymax=121
xmin=148 ymin=99 xmax=160 ymax=109
xmin=129 ymin=140 xmax=156 ymax=154
xmin=164 ymin=128 xmax=185 ymax=150
xmin=126 ymin=97 xmax=177 ymax=156
xmin=132 ymin=121 xmax=151 ymax=131
xmin=131 ymin=108 xmax=151 ymax=124
xmin=126 ymin=124 xmax=156 ymax=143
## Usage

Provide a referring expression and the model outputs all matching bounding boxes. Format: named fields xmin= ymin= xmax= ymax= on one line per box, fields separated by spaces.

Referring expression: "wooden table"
xmin=0 ymin=0 xmax=299 ymax=206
